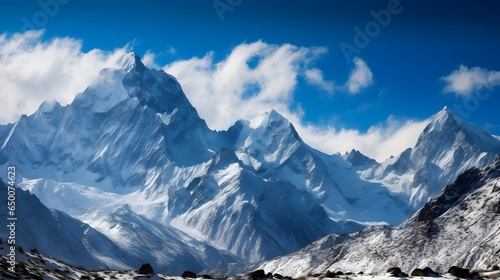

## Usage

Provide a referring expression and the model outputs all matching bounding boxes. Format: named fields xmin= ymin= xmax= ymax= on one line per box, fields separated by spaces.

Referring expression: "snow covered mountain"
xmin=259 ymin=156 xmax=500 ymax=277
xmin=2 ymin=52 xmax=500 ymax=274
xmin=362 ymin=106 xmax=500 ymax=211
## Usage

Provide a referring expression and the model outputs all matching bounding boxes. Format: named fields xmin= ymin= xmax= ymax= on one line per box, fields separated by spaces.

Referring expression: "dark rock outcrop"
xmin=247 ymin=269 xmax=266 ymax=279
xmin=138 ymin=263 xmax=154 ymax=275
xmin=182 ymin=271 xmax=197 ymax=278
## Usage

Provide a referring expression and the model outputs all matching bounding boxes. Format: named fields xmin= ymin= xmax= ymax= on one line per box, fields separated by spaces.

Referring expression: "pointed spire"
xmin=115 ymin=52 xmax=145 ymax=73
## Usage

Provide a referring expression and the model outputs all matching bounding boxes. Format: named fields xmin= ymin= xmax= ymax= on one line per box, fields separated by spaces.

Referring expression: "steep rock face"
xmin=259 ymin=157 xmax=500 ymax=277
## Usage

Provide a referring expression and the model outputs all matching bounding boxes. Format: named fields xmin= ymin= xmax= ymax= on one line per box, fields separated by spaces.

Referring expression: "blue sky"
xmin=1 ymin=0 xmax=499 ymax=160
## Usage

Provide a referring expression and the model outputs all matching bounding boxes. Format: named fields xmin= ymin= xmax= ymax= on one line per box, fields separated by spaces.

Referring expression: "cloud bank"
xmin=0 ymin=31 xmax=428 ymax=162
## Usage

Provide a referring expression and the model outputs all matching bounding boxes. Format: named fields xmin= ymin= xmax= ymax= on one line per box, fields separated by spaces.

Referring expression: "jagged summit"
xmin=251 ymin=110 xmax=302 ymax=140
xmin=249 ymin=109 xmax=288 ymax=128
xmin=417 ymin=106 xmax=500 ymax=153
xmin=343 ymin=149 xmax=377 ymax=167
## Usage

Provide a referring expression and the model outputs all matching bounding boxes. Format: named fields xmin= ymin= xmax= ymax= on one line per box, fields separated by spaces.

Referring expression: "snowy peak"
xmin=251 ymin=110 xmax=303 ymax=143
xmin=250 ymin=110 xmax=287 ymax=128
xmin=115 ymin=52 xmax=145 ymax=73
xmin=238 ymin=110 xmax=305 ymax=169
xmin=261 ymin=109 xmax=289 ymax=127
xmin=417 ymin=106 xmax=500 ymax=153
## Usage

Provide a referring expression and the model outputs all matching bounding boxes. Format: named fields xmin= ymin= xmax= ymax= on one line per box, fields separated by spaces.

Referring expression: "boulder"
xmin=424 ymin=267 xmax=439 ymax=276
xmin=411 ymin=268 xmax=428 ymax=276
xmin=387 ymin=267 xmax=401 ymax=277
xmin=138 ymin=263 xmax=154 ymax=275
xmin=247 ymin=269 xmax=266 ymax=279
xmin=448 ymin=266 xmax=471 ymax=278
xmin=325 ymin=270 xmax=336 ymax=278
xmin=182 ymin=271 xmax=197 ymax=278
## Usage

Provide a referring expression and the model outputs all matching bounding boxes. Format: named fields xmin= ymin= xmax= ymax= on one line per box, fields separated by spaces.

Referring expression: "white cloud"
xmin=141 ymin=50 xmax=159 ymax=69
xmin=442 ymin=65 xmax=500 ymax=97
xmin=164 ymin=40 xmax=331 ymax=131
xmin=345 ymin=57 xmax=373 ymax=94
xmin=0 ymin=30 xmax=128 ymax=124
xmin=304 ymin=68 xmax=334 ymax=94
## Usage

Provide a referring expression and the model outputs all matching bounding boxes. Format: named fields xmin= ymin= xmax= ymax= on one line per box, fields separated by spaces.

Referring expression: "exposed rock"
xmin=448 ymin=266 xmax=471 ymax=278
xmin=138 ymin=263 xmax=154 ymax=275
xmin=326 ymin=270 xmax=336 ymax=278
xmin=387 ymin=267 xmax=407 ymax=277
xmin=411 ymin=268 xmax=427 ymax=276
xmin=273 ymin=273 xmax=285 ymax=279
xmin=247 ymin=269 xmax=266 ymax=279
xmin=182 ymin=271 xmax=197 ymax=278
xmin=424 ymin=267 xmax=439 ymax=276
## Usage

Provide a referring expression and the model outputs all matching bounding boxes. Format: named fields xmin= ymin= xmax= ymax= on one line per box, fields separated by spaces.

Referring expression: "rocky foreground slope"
xmin=259 ymin=157 xmax=500 ymax=277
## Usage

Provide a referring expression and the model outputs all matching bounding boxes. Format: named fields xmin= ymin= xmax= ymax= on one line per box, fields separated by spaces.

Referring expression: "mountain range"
xmin=1 ymin=53 xmax=499 ymax=275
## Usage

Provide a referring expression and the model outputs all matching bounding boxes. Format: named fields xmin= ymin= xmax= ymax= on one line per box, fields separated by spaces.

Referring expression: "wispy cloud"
xmin=345 ymin=57 xmax=373 ymax=94
xmin=442 ymin=65 xmax=500 ymax=97
xmin=304 ymin=68 xmax=334 ymax=94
